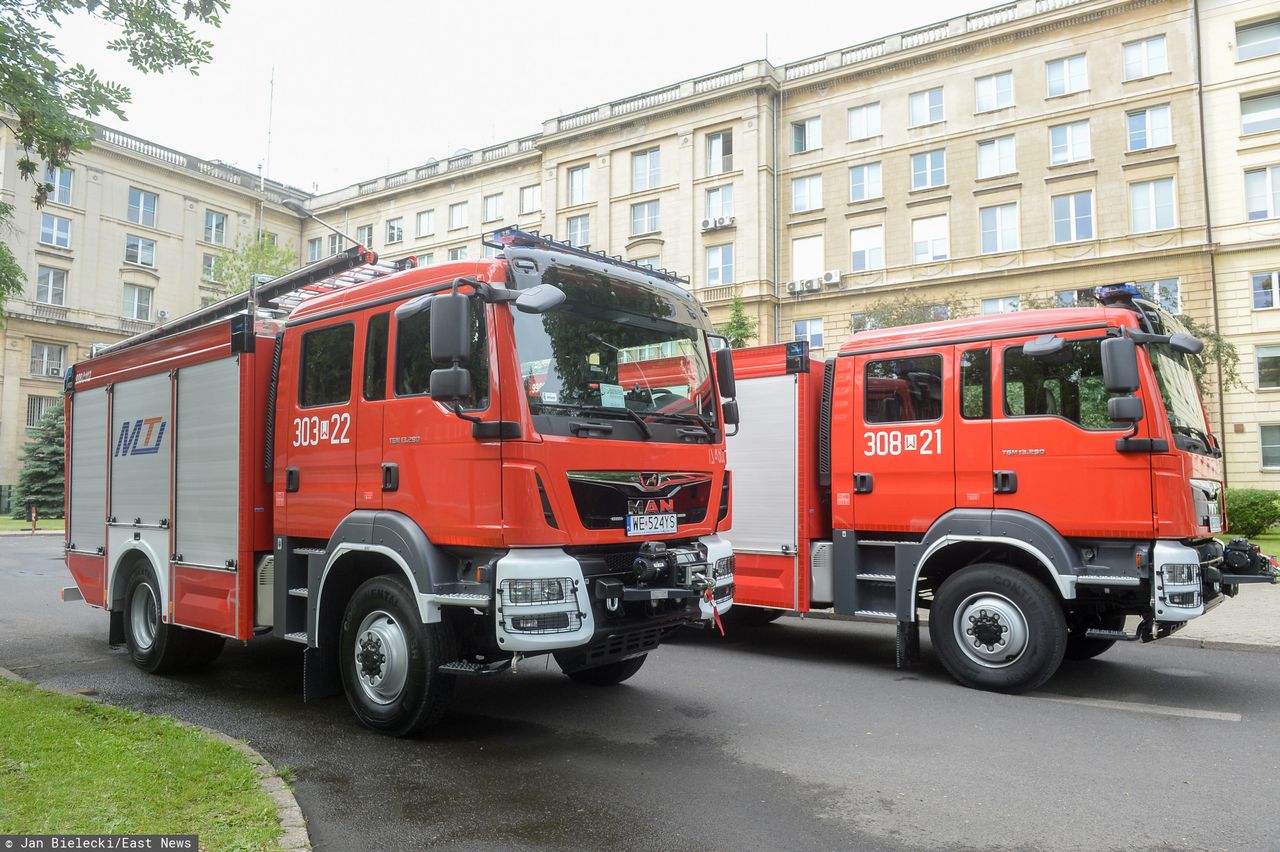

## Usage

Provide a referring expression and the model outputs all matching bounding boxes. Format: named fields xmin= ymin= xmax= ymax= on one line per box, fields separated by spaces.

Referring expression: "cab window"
xmin=394 ymin=299 xmax=489 ymax=409
xmin=960 ymin=349 xmax=991 ymax=419
xmin=1002 ymin=338 xmax=1119 ymax=429
xmin=299 ymin=323 xmax=354 ymax=407
xmin=363 ymin=313 xmax=389 ymax=401
xmin=864 ymin=355 xmax=943 ymax=423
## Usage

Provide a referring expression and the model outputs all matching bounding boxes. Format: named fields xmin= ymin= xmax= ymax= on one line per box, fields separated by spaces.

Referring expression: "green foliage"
xmin=854 ymin=293 xmax=967 ymax=330
xmin=716 ymin=295 xmax=758 ymax=349
xmin=1224 ymin=489 xmax=1280 ymax=538
xmin=0 ymin=201 xmax=22 ymax=320
xmin=12 ymin=398 xmax=64 ymax=519
xmin=209 ymin=231 xmax=298 ymax=297
xmin=1173 ymin=313 xmax=1242 ymax=393
xmin=0 ymin=0 xmax=227 ymax=312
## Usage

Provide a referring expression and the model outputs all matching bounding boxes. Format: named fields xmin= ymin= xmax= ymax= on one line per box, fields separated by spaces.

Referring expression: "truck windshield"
xmin=511 ymin=270 xmax=715 ymax=426
xmin=1141 ymin=304 xmax=1214 ymax=456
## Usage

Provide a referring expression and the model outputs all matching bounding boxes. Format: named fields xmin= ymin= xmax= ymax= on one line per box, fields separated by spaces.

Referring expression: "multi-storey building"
xmin=2 ymin=0 xmax=1276 ymax=493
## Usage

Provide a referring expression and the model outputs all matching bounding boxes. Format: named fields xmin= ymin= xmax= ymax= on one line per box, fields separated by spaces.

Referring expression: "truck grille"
xmin=566 ymin=471 xmax=711 ymax=530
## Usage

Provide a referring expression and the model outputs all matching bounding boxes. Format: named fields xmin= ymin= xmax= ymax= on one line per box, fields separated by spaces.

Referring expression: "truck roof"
xmin=287 ymin=259 xmax=498 ymax=323
xmin=837 ymin=306 xmax=1134 ymax=356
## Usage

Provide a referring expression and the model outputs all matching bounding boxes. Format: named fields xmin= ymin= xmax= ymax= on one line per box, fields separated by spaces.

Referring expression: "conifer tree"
xmin=13 ymin=398 xmax=65 ymax=519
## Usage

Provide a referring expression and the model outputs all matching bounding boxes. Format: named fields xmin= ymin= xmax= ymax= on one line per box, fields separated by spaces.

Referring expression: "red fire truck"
xmin=726 ymin=288 xmax=1275 ymax=693
xmin=62 ymin=229 xmax=737 ymax=735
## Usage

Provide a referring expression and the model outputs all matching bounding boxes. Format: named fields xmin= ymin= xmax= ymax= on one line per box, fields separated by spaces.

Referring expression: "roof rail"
xmin=483 ymin=226 xmax=690 ymax=285
xmin=92 ymin=246 xmax=417 ymax=358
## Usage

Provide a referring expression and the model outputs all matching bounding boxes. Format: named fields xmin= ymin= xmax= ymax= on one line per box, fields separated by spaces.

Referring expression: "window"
xmin=1253 ymin=271 xmax=1280 ymax=309
xmin=202 ymin=253 xmax=218 ymax=281
xmin=792 ymin=117 xmax=821 ymax=153
xmin=849 ymin=163 xmax=882 ymax=201
xmin=706 ymin=244 xmax=734 ymax=286
xmin=357 ymin=224 xmax=374 ymax=247
xmin=980 ymin=203 xmax=1019 ymax=253
xmin=1047 ymin=54 xmax=1088 ymax=96
xmin=123 ymin=283 xmax=152 ymax=321
xmin=36 ymin=266 xmax=66 ymax=306
xmin=1128 ymin=105 xmax=1172 ymax=150
xmin=45 ymin=165 xmax=72 ymax=205
xmin=448 ymin=202 xmax=467 ymax=230
xmin=482 ymin=243 xmax=500 ymax=259
xmin=1257 ymin=345 xmax=1280 ymax=389
xmin=978 ymin=136 xmax=1016 ymax=178
xmin=961 ymin=349 xmax=991 ymax=419
xmin=983 ymin=296 xmax=1020 ymax=314
xmin=417 ymin=209 xmax=436 ymax=236
xmin=1245 ymin=165 xmax=1280 ymax=220
xmin=125 ymin=234 xmax=156 ymax=267
xmin=975 ymin=72 xmax=1013 ymax=112
xmin=127 ymin=187 xmax=157 ymax=227
xmin=1056 ymin=287 xmax=1097 ymax=307
xmin=909 ymin=87 xmax=944 ymax=126
xmin=204 ymin=210 xmax=226 ymax=245
xmin=912 ymin=215 xmax=949 ymax=263
xmin=1124 ymin=35 xmax=1168 ymax=80
xmin=482 ymin=193 xmax=503 ymax=222
xmin=416 ymin=252 xmax=434 ymax=266
xmin=262 ymin=231 xmax=278 ymax=246
xmin=1242 ymin=92 xmax=1280 ymax=135
xmin=327 ymin=233 xmax=342 ymax=256
xmin=567 ymin=214 xmax=589 ymax=247
xmin=1049 ymin=120 xmax=1090 ymax=164
xmin=707 ymin=130 xmax=733 ymax=175
xmin=1134 ymin=278 xmax=1180 ymax=313
xmin=793 ymin=318 xmax=824 ymax=349
xmin=911 ymin=150 xmax=946 ymax=190
xmin=39 ymin=213 xmax=71 ymax=248
xmin=632 ymin=255 xmax=659 ymax=270
xmin=792 ymin=175 xmax=822 ymax=212
xmin=446 ymin=246 xmax=468 ymax=261
xmin=630 ymin=200 xmax=660 ymax=235
xmin=850 ymin=313 xmax=881 ymax=333
xmin=632 ymin=148 xmax=660 ymax=192
xmin=519 ymin=185 xmax=541 ymax=214
xmin=30 ymin=342 xmax=65 ymax=377
xmin=706 ymin=184 xmax=734 ymax=219
xmin=395 ymin=297 xmax=488 ymax=409
xmin=299 ymin=324 xmax=354 ymax=407
xmin=1131 ymin=178 xmax=1176 ymax=232
xmin=1262 ymin=424 xmax=1280 ymax=468
xmin=26 ymin=395 xmax=58 ymax=430
xmin=850 ymin=225 xmax=884 ymax=272
xmin=791 ymin=235 xmax=824 ymax=280
xmin=1004 ymin=338 xmax=1120 ymax=429
xmin=848 ymin=103 xmax=881 ymax=140
xmin=386 ymin=217 xmax=404 ymax=243
xmin=567 ymin=164 xmax=590 ymax=205
xmin=1052 ymin=190 xmax=1094 ymax=243
xmin=307 ymin=237 xmax=323 ymax=262
xmin=1238 ymin=18 xmax=1280 ymax=61
xmin=865 ymin=355 xmax=943 ymax=423
xmin=363 ymin=314 xmax=390 ymax=401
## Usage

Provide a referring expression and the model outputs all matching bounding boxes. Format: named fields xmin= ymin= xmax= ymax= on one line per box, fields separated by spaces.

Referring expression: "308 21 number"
xmin=292 ymin=412 xmax=350 ymax=447
xmin=863 ymin=428 xmax=943 ymax=457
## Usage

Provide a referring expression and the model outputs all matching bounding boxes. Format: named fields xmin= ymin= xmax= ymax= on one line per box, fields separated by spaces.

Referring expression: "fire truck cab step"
xmin=855 ymin=573 xmax=896 ymax=582
xmin=292 ymin=547 xmax=326 ymax=556
xmin=1075 ymin=575 xmax=1142 ymax=587
xmin=288 ymin=587 xmax=309 ymax=598
xmin=283 ymin=631 xmax=308 ymax=644
xmin=438 ymin=659 xmax=512 ymax=677
xmin=431 ymin=593 xmax=490 ymax=606
xmin=1084 ymin=627 xmax=1143 ymax=642
xmin=854 ymin=610 xmax=896 ymax=620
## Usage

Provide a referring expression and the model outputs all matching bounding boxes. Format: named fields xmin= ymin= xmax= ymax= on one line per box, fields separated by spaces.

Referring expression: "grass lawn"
xmin=0 ymin=679 xmax=281 ymax=850
xmin=1220 ymin=532 xmax=1280 ymax=554
xmin=0 ymin=515 xmax=63 ymax=532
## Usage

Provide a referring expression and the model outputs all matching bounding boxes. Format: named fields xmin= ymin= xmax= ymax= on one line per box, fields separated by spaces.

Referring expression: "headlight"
xmin=714 ymin=556 xmax=735 ymax=580
xmin=502 ymin=578 xmax=570 ymax=606
xmin=1161 ymin=564 xmax=1200 ymax=585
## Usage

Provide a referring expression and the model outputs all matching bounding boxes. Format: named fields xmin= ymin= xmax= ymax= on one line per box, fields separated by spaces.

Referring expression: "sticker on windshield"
xmin=540 ymin=390 xmax=559 ymax=405
xmin=599 ymin=383 xmax=625 ymax=409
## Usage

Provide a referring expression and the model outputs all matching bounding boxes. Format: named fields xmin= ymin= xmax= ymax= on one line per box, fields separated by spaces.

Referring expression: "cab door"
xmin=353 ymin=312 xmax=390 ymax=511
xmin=851 ymin=346 xmax=954 ymax=533
xmin=954 ymin=344 xmax=994 ymax=510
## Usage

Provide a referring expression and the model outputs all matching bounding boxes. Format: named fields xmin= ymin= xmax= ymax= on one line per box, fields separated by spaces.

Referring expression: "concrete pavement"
xmin=1169 ymin=582 xmax=1279 ymax=651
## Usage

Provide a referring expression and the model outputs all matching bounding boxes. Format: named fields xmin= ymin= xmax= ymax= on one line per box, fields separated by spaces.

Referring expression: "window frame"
xmin=1127 ymin=104 xmax=1172 ymax=151
xmin=1238 ymin=17 xmax=1280 ymax=62
xmin=849 ymin=162 xmax=883 ymax=202
xmin=631 ymin=148 xmax=661 ymax=192
xmin=1123 ymin=35 xmax=1168 ymax=80
xmin=910 ymin=149 xmax=946 ymax=190
xmin=980 ymin=203 xmax=1020 ymax=254
xmin=45 ymin=165 xmax=73 ymax=205
xmin=416 ymin=209 xmax=436 ymax=237
xmin=707 ymin=130 xmax=733 ymax=175
xmin=30 ymin=341 xmax=66 ymax=377
xmin=1252 ymin=270 xmax=1280 ymax=310
xmin=566 ymin=214 xmax=590 ymax=248
xmin=482 ymin=193 xmax=504 ymax=223
xmin=793 ymin=318 xmax=825 ymax=349
xmin=1242 ymin=91 xmax=1280 ymax=136
xmin=792 ymin=117 xmax=822 ymax=154
xmin=307 ymin=237 xmax=323 ymax=262
xmin=1049 ymin=119 xmax=1091 ymax=165
xmin=204 ymin=209 xmax=227 ymax=245
xmin=124 ymin=234 xmax=156 ymax=267
xmin=911 ymin=215 xmax=949 ymax=263
xmin=706 ymin=243 xmax=734 ymax=287
xmin=447 ymin=202 xmax=467 ymax=231
xmin=567 ymin=164 xmax=590 ymax=205
xmin=1046 ymin=53 xmax=1088 ymax=97
xmin=298 ymin=322 xmax=356 ymax=408
xmin=850 ymin=224 xmax=885 ymax=272
xmin=847 ymin=103 xmax=881 ymax=141
xmin=518 ymin=185 xmax=541 ymax=215
xmin=864 ymin=353 xmax=945 ymax=424
xmin=386 ymin=216 xmax=404 ymax=244
xmin=705 ymin=184 xmax=734 ymax=219
xmin=1245 ymin=164 xmax=1280 ymax=220
xmin=977 ymin=135 xmax=1016 ymax=178
xmin=128 ymin=187 xmax=157 ymax=227
xmin=791 ymin=174 xmax=823 ymax=213
xmin=122 ymin=283 xmax=153 ymax=322
xmin=909 ymin=87 xmax=945 ymax=127
xmin=1261 ymin=423 xmax=1280 ymax=469
xmin=1129 ymin=176 xmax=1177 ymax=233
xmin=629 ymin=199 xmax=660 ymax=236
xmin=975 ymin=71 xmax=1013 ymax=113
xmin=1052 ymin=190 xmax=1095 ymax=243
xmin=39 ymin=213 xmax=71 ymax=248
xmin=1002 ymin=336 xmax=1124 ymax=431
xmin=1258 ymin=345 xmax=1280 ymax=390
xmin=36 ymin=266 xmax=67 ymax=306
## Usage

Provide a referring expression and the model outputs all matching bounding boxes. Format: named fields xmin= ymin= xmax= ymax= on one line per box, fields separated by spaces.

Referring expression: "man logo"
xmin=115 ymin=417 xmax=167 ymax=457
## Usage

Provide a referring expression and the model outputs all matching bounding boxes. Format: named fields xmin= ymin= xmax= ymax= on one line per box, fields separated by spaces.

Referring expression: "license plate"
xmin=626 ymin=514 xmax=677 ymax=536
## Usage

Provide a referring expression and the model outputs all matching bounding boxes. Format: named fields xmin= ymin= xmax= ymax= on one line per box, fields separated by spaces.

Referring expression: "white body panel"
xmin=723 ymin=374 xmax=798 ymax=555
xmin=174 ymin=357 xmax=241 ymax=569
xmin=68 ymin=386 xmax=108 ymax=555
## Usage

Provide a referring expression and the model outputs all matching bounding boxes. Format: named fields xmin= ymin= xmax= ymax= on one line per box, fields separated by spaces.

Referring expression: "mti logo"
xmin=115 ymin=417 xmax=167 ymax=457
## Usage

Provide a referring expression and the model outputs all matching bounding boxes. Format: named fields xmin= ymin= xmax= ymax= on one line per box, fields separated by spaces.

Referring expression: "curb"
xmin=0 ymin=666 xmax=311 ymax=851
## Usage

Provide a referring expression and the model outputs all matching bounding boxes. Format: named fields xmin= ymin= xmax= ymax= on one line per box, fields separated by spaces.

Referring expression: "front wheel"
xmin=338 ymin=575 xmax=456 ymax=736
xmin=929 ymin=563 xmax=1066 ymax=694
xmin=561 ymin=654 xmax=647 ymax=686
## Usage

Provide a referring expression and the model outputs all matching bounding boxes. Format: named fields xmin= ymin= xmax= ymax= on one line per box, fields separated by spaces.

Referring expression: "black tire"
xmin=562 ymin=654 xmax=647 ymax=686
xmin=123 ymin=561 xmax=192 ymax=674
xmin=338 ymin=575 xmax=456 ymax=737
xmin=1064 ymin=613 xmax=1126 ymax=661
xmin=185 ymin=632 xmax=227 ymax=668
xmin=929 ymin=562 xmax=1067 ymax=694
xmin=722 ymin=606 xmax=786 ymax=628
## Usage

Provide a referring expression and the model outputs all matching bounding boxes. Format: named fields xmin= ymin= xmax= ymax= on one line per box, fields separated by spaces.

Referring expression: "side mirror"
xmin=430 ymin=293 xmax=472 ymax=365
xmin=515 ymin=284 xmax=566 ymax=314
xmin=715 ymin=347 xmax=737 ymax=400
xmin=722 ymin=398 xmax=740 ymax=426
xmin=1169 ymin=333 xmax=1204 ymax=356
xmin=1023 ymin=334 xmax=1065 ymax=358
xmin=1107 ymin=395 xmax=1144 ymax=424
xmin=1101 ymin=336 xmax=1140 ymax=393
xmin=430 ymin=365 xmax=472 ymax=402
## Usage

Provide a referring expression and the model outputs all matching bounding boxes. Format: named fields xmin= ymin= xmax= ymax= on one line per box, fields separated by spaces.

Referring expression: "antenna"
xmin=264 ymin=66 xmax=275 ymax=186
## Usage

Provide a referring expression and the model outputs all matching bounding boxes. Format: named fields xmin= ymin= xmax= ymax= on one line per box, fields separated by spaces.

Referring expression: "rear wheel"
xmin=338 ymin=575 xmax=456 ymax=736
xmin=1064 ymin=613 xmax=1127 ymax=661
xmin=123 ymin=562 xmax=192 ymax=674
xmin=561 ymin=654 xmax=647 ymax=686
xmin=929 ymin=563 xmax=1066 ymax=694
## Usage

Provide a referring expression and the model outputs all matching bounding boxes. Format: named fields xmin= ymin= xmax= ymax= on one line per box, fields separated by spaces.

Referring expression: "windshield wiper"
xmin=572 ymin=405 xmax=652 ymax=440
xmin=1170 ymin=425 xmax=1219 ymax=457
xmin=646 ymin=411 xmax=716 ymax=441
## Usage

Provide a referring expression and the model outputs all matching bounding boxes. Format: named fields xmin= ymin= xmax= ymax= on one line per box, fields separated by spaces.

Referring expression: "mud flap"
xmin=895 ymin=620 xmax=920 ymax=668
xmin=303 ymin=645 xmax=341 ymax=702
xmin=108 ymin=610 xmax=125 ymax=647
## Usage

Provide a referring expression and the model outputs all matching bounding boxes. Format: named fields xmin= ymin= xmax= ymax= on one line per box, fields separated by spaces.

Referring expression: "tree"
xmin=209 ymin=232 xmax=298 ymax=297
xmin=13 ymin=399 xmax=65 ymax=519
xmin=0 ymin=0 xmax=228 ymax=316
xmin=716 ymin=295 xmax=758 ymax=349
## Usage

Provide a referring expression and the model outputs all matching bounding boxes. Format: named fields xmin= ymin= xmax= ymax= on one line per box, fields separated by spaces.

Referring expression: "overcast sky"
xmin=58 ymin=0 xmax=963 ymax=193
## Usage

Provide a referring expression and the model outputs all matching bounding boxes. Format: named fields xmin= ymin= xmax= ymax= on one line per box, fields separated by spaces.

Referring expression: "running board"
xmin=1083 ymin=628 xmax=1142 ymax=642
xmin=438 ymin=659 xmax=512 ymax=677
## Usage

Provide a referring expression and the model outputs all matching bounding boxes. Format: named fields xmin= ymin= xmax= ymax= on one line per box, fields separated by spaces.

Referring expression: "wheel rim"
xmin=353 ymin=610 xmax=409 ymax=705
xmin=953 ymin=592 xmax=1029 ymax=669
xmin=130 ymin=581 xmax=159 ymax=652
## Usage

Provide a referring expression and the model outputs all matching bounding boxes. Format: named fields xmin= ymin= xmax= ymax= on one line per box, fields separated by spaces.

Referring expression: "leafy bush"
xmin=1225 ymin=489 xmax=1280 ymax=538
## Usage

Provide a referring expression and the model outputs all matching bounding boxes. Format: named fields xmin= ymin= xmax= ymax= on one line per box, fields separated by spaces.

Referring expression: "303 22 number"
xmin=292 ymin=412 xmax=350 ymax=447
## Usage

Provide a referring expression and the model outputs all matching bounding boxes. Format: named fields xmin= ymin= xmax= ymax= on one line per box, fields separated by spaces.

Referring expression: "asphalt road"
xmin=3 ymin=536 xmax=1278 ymax=852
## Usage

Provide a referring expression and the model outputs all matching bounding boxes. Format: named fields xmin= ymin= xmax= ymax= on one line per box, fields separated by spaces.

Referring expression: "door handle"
xmin=285 ymin=467 xmax=300 ymax=493
xmin=381 ymin=463 xmax=399 ymax=492
xmin=993 ymin=470 xmax=1018 ymax=494
xmin=854 ymin=473 xmax=874 ymax=494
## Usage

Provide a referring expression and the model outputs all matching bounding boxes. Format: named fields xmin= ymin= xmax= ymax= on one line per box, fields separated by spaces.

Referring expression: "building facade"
xmin=2 ymin=0 xmax=1277 ymax=492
